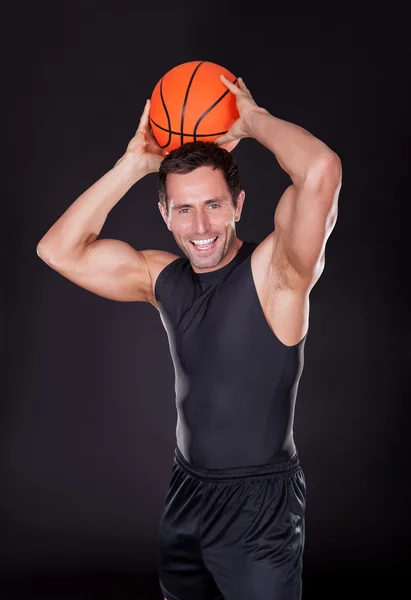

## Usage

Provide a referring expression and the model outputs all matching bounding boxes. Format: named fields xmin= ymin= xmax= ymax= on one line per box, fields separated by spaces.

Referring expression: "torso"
xmin=144 ymin=231 xmax=321 ymax=347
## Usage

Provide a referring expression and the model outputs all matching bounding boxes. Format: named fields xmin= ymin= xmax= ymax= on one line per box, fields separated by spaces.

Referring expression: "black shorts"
xmin=157 ymin=446 xmax=306 ymax=600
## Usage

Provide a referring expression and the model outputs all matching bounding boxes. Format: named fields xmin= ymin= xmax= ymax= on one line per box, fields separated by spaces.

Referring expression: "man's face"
xmin=158 ymin=166 xmax=245 ymax=272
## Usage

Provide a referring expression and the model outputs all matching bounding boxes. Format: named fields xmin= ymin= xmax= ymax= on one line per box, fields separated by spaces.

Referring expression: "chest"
xmin=161 ymin=269 xmax=279 ymax=372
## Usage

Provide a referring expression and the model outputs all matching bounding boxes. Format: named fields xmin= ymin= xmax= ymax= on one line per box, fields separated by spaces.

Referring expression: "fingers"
xmin=220 ymin=74 xmax=252 ymax=99
xmin=220 ymin=74 xmax=240 ymax=94
xmin=213 ymin=132 xmax=233 ymax=146
xmin=214 ymin=133 xmax=240 ymax=152
xmin=136 ymin=99 xmax=151 ymax=134
xmin=147 ymin=139 xmax=167 ymax=157
xmin=238 ymin=77 xmax=251 ymax=94
xmin=220 ymin=139 xmax=240 ymax=153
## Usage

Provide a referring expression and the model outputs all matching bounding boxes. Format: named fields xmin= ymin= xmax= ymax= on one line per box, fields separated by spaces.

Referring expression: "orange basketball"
xmin=149 ymin=60 xmax=240 ymax=152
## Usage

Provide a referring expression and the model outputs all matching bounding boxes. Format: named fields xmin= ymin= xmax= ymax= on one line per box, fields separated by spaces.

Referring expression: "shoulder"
xmin=140 ymin=249 xmax=182 ymax=309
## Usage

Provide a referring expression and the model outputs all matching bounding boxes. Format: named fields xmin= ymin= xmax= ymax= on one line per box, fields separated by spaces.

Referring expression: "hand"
xmin=117 ymin=99 xmax=167 ymax=174
xmin=214 ymin=75 xmax=268 ymax=150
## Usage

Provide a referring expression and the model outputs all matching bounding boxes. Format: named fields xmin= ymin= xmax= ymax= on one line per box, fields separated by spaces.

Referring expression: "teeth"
xmin=191 ymin=237 xmax=216 ymax=245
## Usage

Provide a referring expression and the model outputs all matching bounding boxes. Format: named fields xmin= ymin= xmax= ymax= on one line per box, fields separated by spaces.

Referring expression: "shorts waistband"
xmin=174 ymin=446 xmax=300 ymax=482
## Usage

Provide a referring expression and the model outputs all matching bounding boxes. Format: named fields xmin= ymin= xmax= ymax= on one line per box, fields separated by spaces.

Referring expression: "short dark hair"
xmin=157 ymin=141 xmax=242 ymax=214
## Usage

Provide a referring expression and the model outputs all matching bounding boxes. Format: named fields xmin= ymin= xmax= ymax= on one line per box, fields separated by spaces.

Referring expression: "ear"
xmin=234 ymin=190 xmax=245 ymax=222
xmin=158 ymin=201 xmax=171 ymax=230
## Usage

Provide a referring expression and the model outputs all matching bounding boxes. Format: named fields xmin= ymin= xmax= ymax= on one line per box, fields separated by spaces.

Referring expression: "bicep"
xmin=43 ymin=238 xmax=153 ymax=302
xmin=273 ymin=158 xmax=341 ymax=280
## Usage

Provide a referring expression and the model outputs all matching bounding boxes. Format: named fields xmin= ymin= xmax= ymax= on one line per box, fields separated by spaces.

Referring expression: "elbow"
xmin=306 ymin=152 xmax=342 ymax=191
xmin=36 ymin=241 xmax=56 ymax=264
xmin=36 ymin=243 xmax=50 ymax=262
xmin=36 ymin=242 xmax=46 ymax=259
xmin=322 ymin=151 xmax=342 ymax=182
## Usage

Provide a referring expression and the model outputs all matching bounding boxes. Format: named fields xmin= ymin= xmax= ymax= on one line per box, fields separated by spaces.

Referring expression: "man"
xmin=37 ymin=74 xmax=342 ymax=600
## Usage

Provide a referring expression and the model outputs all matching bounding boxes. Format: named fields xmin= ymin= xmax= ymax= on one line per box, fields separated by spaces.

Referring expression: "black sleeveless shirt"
xmin=154 ymin=240 xmax=307 ymax=469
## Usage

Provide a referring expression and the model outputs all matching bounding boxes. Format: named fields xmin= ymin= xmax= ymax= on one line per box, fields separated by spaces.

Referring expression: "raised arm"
xmin=241 ymin=108 xmax=341 ymax=284
xmin=216 ymin=76 xmax=342 ymax=287
xmin=37 ymin=100 xmax=178 ymax=305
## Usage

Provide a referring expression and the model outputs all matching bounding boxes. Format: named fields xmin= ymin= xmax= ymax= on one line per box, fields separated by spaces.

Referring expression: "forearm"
xmin=37 ymin=154 xmax=147 ymax=262
xmin=244 ymin=109 xmax=338 ymax=187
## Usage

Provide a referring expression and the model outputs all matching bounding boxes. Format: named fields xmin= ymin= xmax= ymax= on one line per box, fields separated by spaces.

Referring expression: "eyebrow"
xmin=171 ymin=197 xmax=226 ymax=211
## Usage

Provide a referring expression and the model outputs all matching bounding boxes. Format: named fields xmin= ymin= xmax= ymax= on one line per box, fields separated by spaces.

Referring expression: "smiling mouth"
xmin=190 ymin=236 xmax=218 ymax=251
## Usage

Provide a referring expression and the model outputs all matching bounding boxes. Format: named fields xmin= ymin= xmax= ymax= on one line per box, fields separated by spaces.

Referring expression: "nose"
xmin=192 ymin=209 xmax=211 ymax=235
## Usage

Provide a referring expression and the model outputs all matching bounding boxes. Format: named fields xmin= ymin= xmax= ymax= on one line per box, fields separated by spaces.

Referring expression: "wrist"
xmin=114 ymin=152 xmax=149 ymax=182
xmin=243 ymin=107 xmax=270 ymax=137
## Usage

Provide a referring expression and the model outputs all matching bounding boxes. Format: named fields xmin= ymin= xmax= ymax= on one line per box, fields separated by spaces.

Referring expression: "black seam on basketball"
xmin=181 ymin=61 xmax=205 ymax=146
xmin=150 ymin=117 xmax=228 ymax=138
xmin=159 ymin=77 xmax=172 ymax=148
xmin=193 ymin=77 xmax=238 ymax=140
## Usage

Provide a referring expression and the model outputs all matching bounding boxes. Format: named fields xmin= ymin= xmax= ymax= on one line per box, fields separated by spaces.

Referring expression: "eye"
xmin=209 ymin=203 xmax=219 ymax=209
xmin=179 ymin=208 xmax=190 ymax=214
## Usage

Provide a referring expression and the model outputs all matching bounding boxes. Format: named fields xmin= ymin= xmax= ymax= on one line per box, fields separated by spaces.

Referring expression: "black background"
xmin=4 ymin=2 xmax=411 ymax=598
